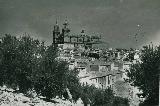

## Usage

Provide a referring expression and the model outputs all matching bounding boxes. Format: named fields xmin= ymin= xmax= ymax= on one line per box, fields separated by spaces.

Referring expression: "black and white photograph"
xmin=0 ymin=0 xmax=159 ymax=106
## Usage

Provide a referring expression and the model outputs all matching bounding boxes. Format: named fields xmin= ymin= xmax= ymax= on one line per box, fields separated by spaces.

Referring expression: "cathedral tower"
xmin=53 ymin=20 xmax=60 ymax=44
xmin=62 ymin=19 xmax=70 ymax=43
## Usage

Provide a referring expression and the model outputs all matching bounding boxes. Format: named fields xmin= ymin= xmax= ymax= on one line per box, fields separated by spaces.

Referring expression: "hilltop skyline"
xmin=0 ymin=0 xmax=160 ymax=48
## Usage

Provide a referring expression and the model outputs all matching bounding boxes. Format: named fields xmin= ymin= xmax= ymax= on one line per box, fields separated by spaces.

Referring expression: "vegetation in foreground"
xmin=127 ymin=45 xmax=159 ymax=106
xmin=0 ymin=34 xmax=130 ymax=106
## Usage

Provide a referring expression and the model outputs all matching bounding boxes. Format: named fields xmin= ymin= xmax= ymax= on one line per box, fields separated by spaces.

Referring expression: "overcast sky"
xmin=0 ymin=0 xmax=160 ymax=48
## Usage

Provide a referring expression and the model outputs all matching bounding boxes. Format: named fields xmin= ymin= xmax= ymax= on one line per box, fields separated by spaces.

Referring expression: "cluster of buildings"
xmin=53 ymin=20 xmax=142 ymax=105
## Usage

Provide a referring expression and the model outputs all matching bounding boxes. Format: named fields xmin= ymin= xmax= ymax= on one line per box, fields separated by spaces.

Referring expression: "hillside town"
xmin=53 ymin=20 xmax=142 ymax=105
xmin=0 ymin=18 xmax=159 ymax=106
xmin=0 ymin=0 xmax=159 ymax=105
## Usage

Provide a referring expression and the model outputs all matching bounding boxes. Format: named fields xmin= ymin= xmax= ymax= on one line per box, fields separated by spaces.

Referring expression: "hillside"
xmin=0 ymin=86 xmax=83 ymax=106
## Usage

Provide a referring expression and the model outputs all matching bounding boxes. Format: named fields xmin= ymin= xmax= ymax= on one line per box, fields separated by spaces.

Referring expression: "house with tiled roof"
xmin=89 ymin=69 xmax=123 ymax=90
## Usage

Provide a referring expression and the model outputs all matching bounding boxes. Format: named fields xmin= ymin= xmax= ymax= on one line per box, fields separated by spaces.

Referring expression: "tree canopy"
xmin=0 ymin=34 xmax=80 ymax=99
xmin=127 ymin=45 xmax=159 ymax=106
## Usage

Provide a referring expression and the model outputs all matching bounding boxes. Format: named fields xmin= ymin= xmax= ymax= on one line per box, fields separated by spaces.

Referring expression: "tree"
xmin=0 ymin=34 xmax=22 ymax=89
xmin=126 ymin=45 xmax=159 ymax=106
xmin=16 ymin=36 xmax=41 ymax=92
xmin=0 ymin=34 xmax=80 ymax=101
xmin=0 ymin=34 xmax=44 ymax=92
xmin=79 ymin=85 xmax=117 ymax=106
xmin=65 ymin=68 xmax=80 ymax=102
xmin=33 ymin=44 xmax=80 ymax=100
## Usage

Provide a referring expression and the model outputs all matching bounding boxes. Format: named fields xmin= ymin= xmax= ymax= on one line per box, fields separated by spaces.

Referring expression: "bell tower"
xmin=53 ymin=20 xmax=61 ymax=44
xmin=62 ymin=19 xmax=70 ymax=33
xmin=62 ymin=19 xmax=70 ymax=43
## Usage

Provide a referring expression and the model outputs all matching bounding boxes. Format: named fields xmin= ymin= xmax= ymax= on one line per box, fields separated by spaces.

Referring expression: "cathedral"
xmin=52 ymin=20 xmax=102 ymax=49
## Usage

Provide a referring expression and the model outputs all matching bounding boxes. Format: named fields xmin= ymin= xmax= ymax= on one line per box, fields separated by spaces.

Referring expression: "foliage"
xmin=30 ymin=44 xmax=80 ymax=100
xmin=0 ymin=34 xmax=41 ymax=92
xmin=0 ymin=34 xmax=80 ymax=100
xmin=79 ymin=85 xmax=128 ymax=106
xmin=126 ymin=45 xmax=160 ymax=105
xmin=66 ymin=69 xmax=80 ymax=102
